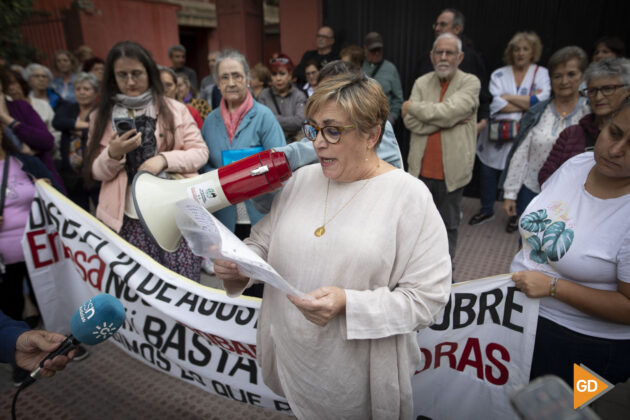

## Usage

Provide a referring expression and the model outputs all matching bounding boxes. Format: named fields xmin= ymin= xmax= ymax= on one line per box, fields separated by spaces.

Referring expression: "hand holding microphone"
xmin=24 ymin=293 xmax=126 ymax=386
xmin=14 ymin=330 xmax=75 ymax=378
xmin=12 ymin=294 xmax=126 ymax=420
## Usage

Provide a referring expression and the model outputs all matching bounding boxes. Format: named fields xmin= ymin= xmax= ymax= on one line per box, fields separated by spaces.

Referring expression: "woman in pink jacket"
xmin=84 ymin=41 xmax=209 ymax=281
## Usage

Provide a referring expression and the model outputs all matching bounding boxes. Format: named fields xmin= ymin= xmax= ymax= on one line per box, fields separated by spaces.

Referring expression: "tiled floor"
xmin=0 ymin=197 xmax=520 ymax=419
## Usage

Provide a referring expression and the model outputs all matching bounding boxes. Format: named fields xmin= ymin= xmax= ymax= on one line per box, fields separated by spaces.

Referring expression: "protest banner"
xmin=414 ymin=275 xmax=540 ymax=419
xmin=23 ymin=181 xmax=539 ymax=418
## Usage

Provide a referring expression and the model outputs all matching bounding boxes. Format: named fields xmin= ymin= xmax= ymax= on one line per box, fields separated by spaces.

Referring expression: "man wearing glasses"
xmin=402 ymin=33 xmax=480 ymax=261
xmin=294 ymin=26 xmax=339 ymax=88
xmin=415 ymin=9 xmax=490 ymax=135
xmin=361 ymin=32 xmax=404 ymax=124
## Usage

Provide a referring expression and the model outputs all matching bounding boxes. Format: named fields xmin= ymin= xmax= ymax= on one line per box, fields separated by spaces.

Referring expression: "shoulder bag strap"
xmin=0 ymin=153 xmax=10 ymax=216
xmin=369 ymin=60 xmax=384 ymax=78
xmin=269 ymin=91 xmax=282 ymax=115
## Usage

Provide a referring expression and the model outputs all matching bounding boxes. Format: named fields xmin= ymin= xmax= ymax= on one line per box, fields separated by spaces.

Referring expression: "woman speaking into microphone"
xmin=215 ymin=73 xmax=451 ymax=418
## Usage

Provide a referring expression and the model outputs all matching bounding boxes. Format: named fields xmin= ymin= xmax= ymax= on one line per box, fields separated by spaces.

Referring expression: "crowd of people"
xmin=0 ymin=5 xmax=629 ymax=417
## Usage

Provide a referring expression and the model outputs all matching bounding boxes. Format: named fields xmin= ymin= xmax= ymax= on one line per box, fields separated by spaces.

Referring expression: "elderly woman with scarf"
xmin=84 ymin=41 xmax=208 ymax=281
xmin=200 ymin=49 xmax=285 ymax=240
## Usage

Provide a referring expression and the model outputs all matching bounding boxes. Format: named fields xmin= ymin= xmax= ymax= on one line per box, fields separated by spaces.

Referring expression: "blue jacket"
xmin=201 ymin=101 xmax=286 ymax=231
xmin=0 ymin=310 xmax=29 ymax=364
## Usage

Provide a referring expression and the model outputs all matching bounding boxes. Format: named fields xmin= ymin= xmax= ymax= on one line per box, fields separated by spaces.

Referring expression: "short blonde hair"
xmin=305 ymin=73 xmax=389 ymax=145
xmin=504 ymin=32 xmax=543 ymax=65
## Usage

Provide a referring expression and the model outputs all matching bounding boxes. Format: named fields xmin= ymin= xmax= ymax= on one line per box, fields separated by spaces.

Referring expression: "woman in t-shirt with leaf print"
xmin=510 ymin=97 xmax=630 ymax=386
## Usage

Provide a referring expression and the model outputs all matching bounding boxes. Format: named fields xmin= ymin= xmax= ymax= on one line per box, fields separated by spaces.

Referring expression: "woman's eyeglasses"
xmin=115 ymin=70 xmax=147 ymax=82
xmin=582 ymin=85 xmax=628 ymax=97
xmin=302 ymin=122 xmax=356 ymax=144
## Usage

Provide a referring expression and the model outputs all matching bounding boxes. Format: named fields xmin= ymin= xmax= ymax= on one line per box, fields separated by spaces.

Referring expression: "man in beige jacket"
xmin=402 ymin=33 xmax=480 ymax=259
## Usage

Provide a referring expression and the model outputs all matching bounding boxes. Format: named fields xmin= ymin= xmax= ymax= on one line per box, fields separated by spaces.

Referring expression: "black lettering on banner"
xmin=176 ymin=292 xmax=199 ymax=312
xmin=180 ymin=368 xmax=206 ymax=386
xmin=235 ymin=307 xmax=256 ymax=326
xmin=137 ymin=275 xmax=163 ymax=296
xmin=189 ymin=334 xmax=212 ymax=366
xmin=139 ymin=342 xmax=171 ymax=372
xmin=216 ymin=303 xmax=238 ymax=321
xmin=106 ymin=271 xmax=126 ymax=299
xmin=162 ymin=323 xmax=186 ymax=360
xmin=29 ymin=197 xmax=47 ymax=229
xmin=502 ymin=287 xmax=524 ymax=333
xmin=216 ymin=348 xmax=257 ymax=384
xmin=198 ymin=299 xmax=219 ymax=316
xmin=109 ymin=252 xmax=141 ymax=282
xmin=143 ymin=315 xmax=166 ymax=348
xmin=274 ymin=400 xmax=292 ymax=412
xmin=477 ymin=288 xmax=503 ymax=325
xmin=155 ymin=282 xmax=177 ymax=304
xmin=430 ymin=286 xmax=525 ymax=333
xmin=61 ymin=218 xmax=81 ymax=240
xmin=82 ymin=230 xmax=109 ymax=253
xmin=453 ymin=293 xmax=476 ymax=329
xmin=45 ymin=202 xmax=61 ymax=231
xmin=430 ymin=298 xmax=451 ymax=331
xmin=112 ymin=332 xmax=139 ymax=353
xmin=211 ymin=379 xmax=262 ymax=406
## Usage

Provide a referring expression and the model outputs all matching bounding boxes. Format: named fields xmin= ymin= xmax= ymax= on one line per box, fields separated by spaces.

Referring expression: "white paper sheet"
xmin=175 ymin=199 xmax=308 ymax=298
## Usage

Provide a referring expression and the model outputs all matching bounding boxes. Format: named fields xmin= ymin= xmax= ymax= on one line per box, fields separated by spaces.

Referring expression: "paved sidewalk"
xmin=0 ymin=197 xmax=519 ymax=419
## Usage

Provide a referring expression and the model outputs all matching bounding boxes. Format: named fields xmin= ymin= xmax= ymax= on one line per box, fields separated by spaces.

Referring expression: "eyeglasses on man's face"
xmin=302 ymin=122 xmax=356 ymax=144
xmin=582 ymin=84 xmax=628 ymax=97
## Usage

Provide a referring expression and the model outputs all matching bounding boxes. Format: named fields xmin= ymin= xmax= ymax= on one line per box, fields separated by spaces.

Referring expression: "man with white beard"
xmin=402 ymin=33 xmax=480 ymax=260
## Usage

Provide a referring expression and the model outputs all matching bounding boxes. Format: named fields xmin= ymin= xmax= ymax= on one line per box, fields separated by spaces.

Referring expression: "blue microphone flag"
xmin=70 ymin=294 xmax=126 ymax=345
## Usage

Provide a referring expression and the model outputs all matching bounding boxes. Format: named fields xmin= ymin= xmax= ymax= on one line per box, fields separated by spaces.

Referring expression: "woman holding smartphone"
xmin=84 ymin=41 xmax=208 ymax=281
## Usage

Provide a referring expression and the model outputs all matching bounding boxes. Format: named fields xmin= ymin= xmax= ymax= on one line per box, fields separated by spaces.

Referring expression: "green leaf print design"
xmin=520 ymin=210 xmax=552 ymax=233
xmin=542 ymin=221 xmax=574 ymax=262
xmin=526 ymin=235 xmax=548 ymax=264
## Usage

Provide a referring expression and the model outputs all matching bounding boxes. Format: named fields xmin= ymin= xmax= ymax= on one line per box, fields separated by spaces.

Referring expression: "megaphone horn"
xmin=132 ymin=150 xmax=291 ymax=252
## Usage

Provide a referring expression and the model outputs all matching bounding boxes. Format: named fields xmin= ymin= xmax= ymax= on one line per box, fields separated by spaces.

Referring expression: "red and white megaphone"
xmin=132 ymin=150 xmax=291 ymax=251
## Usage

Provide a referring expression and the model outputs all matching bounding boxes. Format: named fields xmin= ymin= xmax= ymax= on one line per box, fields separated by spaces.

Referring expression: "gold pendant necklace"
xmin=314 ymin=178 xmax=372 ymax=237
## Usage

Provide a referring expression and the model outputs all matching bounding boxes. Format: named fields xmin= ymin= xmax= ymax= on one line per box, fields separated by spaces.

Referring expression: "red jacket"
xmin=538 ymin=113 xmax=599 ymax=186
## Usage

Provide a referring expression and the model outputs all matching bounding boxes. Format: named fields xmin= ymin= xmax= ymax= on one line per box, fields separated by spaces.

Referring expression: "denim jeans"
xmin=516 ymin=184 xmax=538 ymax=216
xmin=479 ymin=161 xmax=502 ymax=215
xmin=530 ymin=317 xmax=630 ymax=386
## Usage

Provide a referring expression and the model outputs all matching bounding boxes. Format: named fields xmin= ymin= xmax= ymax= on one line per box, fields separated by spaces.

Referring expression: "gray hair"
xmin=432 ymin=33 xmax=462 ymax=54
xmin=22 ymin=63 xmax=53 ymax=83
xmin=215 ymin=49 xmax=250 ymax=79
xmin=441 ymin=8 xmax=465 ymax=32
xmin=74 ymin=72 xmax=98 ymax=92
xmin=585 ymin=57 xmax=630 ymax=86
xmin=168 ymin=45 xmax=186 ymax=57
xmin=547 ymin=46 xmax=588 ymax=74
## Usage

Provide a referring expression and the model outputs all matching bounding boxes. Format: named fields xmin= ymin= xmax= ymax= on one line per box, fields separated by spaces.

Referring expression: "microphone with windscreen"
xmin=26 ymin=293 xmax=126 ymax=384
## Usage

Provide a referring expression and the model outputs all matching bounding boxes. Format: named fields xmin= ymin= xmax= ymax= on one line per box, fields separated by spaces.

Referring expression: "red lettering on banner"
xmin=485 ymin=342 xmax=510 ymax=385
xmin=26 ymin=229 xmax=53 ymax=268
xmin=74 ymin=251 xmax=105 ymax=291
xmin=189 ymin=327 xmax=257 ymax=359
xmin=435 ymin=342 xmax=458 ymax=369
xmin=456 ymin=337 xmax=484 ymax=380
xmin=232 ymin=340 xmax=256 ymax=359
xmin=417 ymin=338 xmax=511 ymax=385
